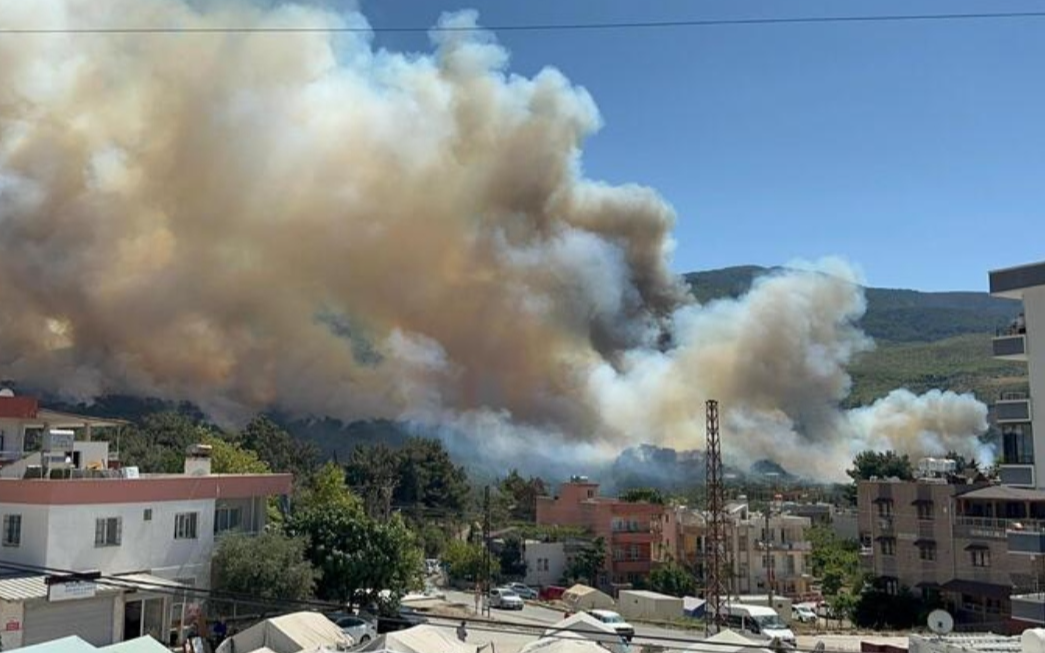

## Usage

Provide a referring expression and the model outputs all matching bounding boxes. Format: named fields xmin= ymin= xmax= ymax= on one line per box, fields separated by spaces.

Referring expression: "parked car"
xmin=792 ymin=604 xmax=818 ymax=624
xmin=587 ymin=610 xmax=635 ymax=641
xmin=507 ymin=583 xmax=538 ymax=600
xmin=333 ymin=614 xmax=377 ymax=644
xmin=488 ymin=588 xmax=525 ymax=610
xmin=538 ymin=585 xmax=566 ymax=601
xmin=376 ymin=606 xmax=429 ymax=634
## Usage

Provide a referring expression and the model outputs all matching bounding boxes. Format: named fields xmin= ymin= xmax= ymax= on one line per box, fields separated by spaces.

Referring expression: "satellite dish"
xmin=928 ymin=609 xmax=954 ymax=635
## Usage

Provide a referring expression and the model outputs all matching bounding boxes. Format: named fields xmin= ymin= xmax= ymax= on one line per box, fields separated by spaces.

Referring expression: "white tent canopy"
xmin=382 ymin=625 xmax=474 ymax=653
xmin=675 ymin=629 xmax=773 ymax=653
xmin=543 ymin=613 xmax=627 ymax=653
xmin=215 ymin=612 xmax=354 ymax=653
xmin=520 ymin=638 xmax=610 ymax=653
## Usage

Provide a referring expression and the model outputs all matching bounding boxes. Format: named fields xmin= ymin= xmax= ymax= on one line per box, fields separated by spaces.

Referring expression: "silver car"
xmin=488 ymin=588 xmax=525 ymax=610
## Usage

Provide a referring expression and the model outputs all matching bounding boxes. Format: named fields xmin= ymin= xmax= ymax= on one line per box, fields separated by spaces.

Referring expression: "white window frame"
xmin=174 ymin=512 xmax=199 ymax=540
xmin=95 ymin=517 xmax=122 ymax=547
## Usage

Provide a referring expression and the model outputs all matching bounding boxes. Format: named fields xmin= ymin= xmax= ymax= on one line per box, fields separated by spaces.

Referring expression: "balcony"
xmin=954 ymin=516 xmax=1027 ymax=539
xmin=995 ymin=396 xmax=1032 ymax=424
xmin=757 ymin=540 xmax=813 ymax=552
xmin=993 ymin=333 xmax=1028 ymax=360
xmin=1008 ymin=529 xmax=1045 ymax=555
xmin=612 ymin=531 xmax=654 ymax=544
xmin=1011 ymin=593 xmax=1045 ymax=624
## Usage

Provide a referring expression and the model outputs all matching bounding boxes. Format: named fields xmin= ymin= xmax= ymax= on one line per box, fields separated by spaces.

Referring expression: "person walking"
xmin=456 ymin=621 xmax=468 ymax=642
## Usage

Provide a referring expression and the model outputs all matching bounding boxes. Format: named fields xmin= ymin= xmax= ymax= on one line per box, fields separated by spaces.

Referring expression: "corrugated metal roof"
xmin=0 ymin=574 xmax=121 ymax=602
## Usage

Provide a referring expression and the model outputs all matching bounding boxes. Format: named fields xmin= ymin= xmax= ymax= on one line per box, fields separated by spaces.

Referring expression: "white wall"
xmin=524 ymin=541 xmax=565 ymax=587
xmin=1025 ymin=285 xmax=1045 ymax=488
xmin=46 ymin=499 xmax=215 ymax=586
xmin=0 ymin=599 xmax=25 ymax=650
xmin=0 ymin=504 xmax=52 ymax=568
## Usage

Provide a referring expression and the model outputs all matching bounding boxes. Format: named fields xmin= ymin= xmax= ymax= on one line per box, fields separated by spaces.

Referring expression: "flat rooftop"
xmin=990 ymin=260 xmax=1045 ymax=298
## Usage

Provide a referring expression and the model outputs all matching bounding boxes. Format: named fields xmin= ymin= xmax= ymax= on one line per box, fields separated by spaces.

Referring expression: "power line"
xmin=1 ymin=10 xmax=1045 ymax=35
xmin=0 ymin=558 xmax=849 ymax=652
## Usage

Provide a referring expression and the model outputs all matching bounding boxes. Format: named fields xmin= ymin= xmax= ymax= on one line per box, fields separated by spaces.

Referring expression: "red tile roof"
xmin=0 ymin=397 xmax=39 ymax=419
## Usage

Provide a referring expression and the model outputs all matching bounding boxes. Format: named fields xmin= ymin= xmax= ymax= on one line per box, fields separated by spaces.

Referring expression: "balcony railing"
xmin=955 ymin=516 xmax=1045 ymax=539
xmin=756 ymin=540 xmax=813 ymax=551
xmin=993 ymin=334 xmax=1027 ymax=359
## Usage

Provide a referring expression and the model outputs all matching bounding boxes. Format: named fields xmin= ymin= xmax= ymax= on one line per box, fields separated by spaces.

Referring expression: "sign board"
xmin=48 ymin=581 xmax=97 ymax=602
xmin=5 ymin=620 xmax=20 ymax=632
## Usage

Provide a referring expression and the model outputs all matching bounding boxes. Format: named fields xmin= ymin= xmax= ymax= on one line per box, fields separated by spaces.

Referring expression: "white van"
xmin=723 ymin=604 xmax=796 ymax=646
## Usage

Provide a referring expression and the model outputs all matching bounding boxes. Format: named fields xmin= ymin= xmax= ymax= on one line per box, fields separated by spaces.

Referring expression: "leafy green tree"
xmin=846 ymin=451 xmax=914 ymax=482
xmin=345 ymin=444 xmax=400 ymax=519
xmin=395 ymin=438 xmax=470 ymax=517
xmin=499 ymin=470 xmax=547 ymax=522
xmin=443 ymin=539 xmax=499 ymax=584
xmin=498 ymin=535 xmax=528 ymax=579
xmin=295 ymin=461 xmax=362 ymax=513
xmin=201 ymin=434 xmax=271 ymax=474
xmin=619 ymin=487 xmax=666 ymax=505
xmin=417 ymin=523 xmax=448 ymax=559
xmin=649 ymin=561 xmax=695 ymax=597
xmin=105 ymin=412 xmax=217 ymax=473
xmin=211 ymin=531 xmax=317 ymax=614
xmin=287 ymin=500 xmax=422 ymax=609
xmin=565 ymin=537 xmax=607 ymax=586
xmin=852 ymin=581 xmax=923 ymax=629
xmin=238 ymin=416 xmax=320 ymax=481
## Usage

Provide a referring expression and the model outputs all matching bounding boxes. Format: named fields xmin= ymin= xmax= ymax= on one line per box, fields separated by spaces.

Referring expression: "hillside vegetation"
xmin=685 ymin=266 xmax=1028 ymax=406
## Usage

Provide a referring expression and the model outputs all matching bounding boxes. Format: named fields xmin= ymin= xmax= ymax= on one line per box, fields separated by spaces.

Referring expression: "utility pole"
xmin=765 ymin=502 xmax=773 ymax=610
xmin=482 ymin=485 xmax=491 ymax=617
xmin=705 ymin=400 xmax=727 ymax=635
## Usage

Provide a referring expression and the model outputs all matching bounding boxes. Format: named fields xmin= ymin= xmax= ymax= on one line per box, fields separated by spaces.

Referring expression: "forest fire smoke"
xmin=0 ymin=1 xmax=987 ymax=479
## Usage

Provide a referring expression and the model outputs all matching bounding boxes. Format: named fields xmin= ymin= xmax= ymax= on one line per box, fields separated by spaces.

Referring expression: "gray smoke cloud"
xmin=0 ymin=1 xmax=987 ymax=480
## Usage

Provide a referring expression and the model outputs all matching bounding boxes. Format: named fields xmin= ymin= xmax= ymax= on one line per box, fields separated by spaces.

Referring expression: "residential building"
xmin=536 ymin=477 xmax=664 ymax=587
xmin=0 ymin=392 xmax=292 ymax=649
xmin=523 ymin=540 xmax=565 ymax=587
xmin=658 ymin=500 xmax=813 ymax=599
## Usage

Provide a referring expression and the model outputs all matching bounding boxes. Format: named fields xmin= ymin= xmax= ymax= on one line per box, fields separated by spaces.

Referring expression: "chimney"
xmin=184 ymin=443 xmax=213 ymax=477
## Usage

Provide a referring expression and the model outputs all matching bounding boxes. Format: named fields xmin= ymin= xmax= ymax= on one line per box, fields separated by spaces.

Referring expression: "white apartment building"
xmin=0 ymin=393 xmax=292 ymax=650
xmin=727 ymin=502 xmax=814 ymax=598
xmin=523 ymin=540 xmax=566 ymax=587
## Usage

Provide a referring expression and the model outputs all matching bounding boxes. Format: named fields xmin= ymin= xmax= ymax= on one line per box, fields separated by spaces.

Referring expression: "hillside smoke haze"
xmin=0 ymin=1 xmax=988 ymax=480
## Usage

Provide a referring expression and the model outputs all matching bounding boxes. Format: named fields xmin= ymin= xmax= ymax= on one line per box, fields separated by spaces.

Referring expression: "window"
xmin=613 ymin=547 xmax=624 ymax=561
xmin=884 ymin=578 xmax=899 ymax=595
xmin=918 ymin=542 xmax=937 ymax=561
xmin=916 ymin=502 xmax=934 ymax=521
xmin=971 ymin=548 xmax=991 ymax=567
xmin=1003 ymin=424 xmax=1035 ymax=464
xmin=879 ymin=538 xmax=895 ymax=556
xmin=95 ymin=517 xmax=122 ymax=547
xmin=175 ymin=512 xmax=199 ymax=540
xmin=214 ymin=507 xmax=242 ymax=534
xmin=143 ymin=509 xmax=153 ymax=521
xmin=876 ymin=499 xmax=894 ymax=517
xmin=2 ymin=515 xmax=21 ymax=548
xmin=628 ymin=544 xmax=640 ymax=561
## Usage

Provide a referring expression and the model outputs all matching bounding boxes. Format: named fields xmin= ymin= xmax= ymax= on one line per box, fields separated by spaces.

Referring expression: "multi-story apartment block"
xmin=0 ymin=392 xmax=292 ymax=650
xmin=536 ymin=477 xmax=664 ymax=587
xmin=854 ymin=259 xmax=1045 ymax=632
xmin=659 ymin=501 xmax=813 ymax=599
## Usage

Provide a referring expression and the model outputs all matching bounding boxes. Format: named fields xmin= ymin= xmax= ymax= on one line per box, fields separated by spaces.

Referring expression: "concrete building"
xmin=536 ymin=478 xmax=665 ymax=587
xmin=0 ymin=393 xmax=292 ymax=649
xmin=658 ymin=501 xmax=813 ymax=599
xmin=523 ymin=540 xmax=566 ymax=587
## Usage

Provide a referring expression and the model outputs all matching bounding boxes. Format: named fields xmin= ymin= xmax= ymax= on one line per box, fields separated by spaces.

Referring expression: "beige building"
xmin=659 ymin=501 xmax=813 ymax=599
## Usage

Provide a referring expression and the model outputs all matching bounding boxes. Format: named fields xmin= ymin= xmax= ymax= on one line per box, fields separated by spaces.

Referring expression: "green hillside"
xmin=686 ymin=266 xmax=1028 ymax=406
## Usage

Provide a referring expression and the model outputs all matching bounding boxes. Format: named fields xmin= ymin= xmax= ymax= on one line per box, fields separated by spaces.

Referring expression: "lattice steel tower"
xmin=704 ymin=399 xmax=728 ymax=634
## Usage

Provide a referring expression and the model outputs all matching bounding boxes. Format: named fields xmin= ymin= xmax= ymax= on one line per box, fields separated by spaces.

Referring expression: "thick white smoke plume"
xmin=0 ymin=1 xmax=987 ymax=480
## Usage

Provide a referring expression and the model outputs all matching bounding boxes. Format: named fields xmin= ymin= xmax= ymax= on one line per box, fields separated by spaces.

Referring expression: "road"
xmin=431 ymin=591 xmax=909 ymax=653
xmin=439 ymin=590 xmax=710 ymax=651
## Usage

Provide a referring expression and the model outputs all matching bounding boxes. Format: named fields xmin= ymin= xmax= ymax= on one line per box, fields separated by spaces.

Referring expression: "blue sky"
xmin=361 ymin=0 xmax=1045 ymax=292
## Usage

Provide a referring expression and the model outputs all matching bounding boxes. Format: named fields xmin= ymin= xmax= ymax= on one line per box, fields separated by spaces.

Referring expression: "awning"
xmin=914 ymin=539 xmax=936 ymax=547
xmin=874 ymin=535 xmax=896 ymax=542
xmin=872 ymin=497 xmax=893 ymax=504
xmin=915 ymin=582 xmax=941 ymax=589
xmin=940 ymin=579 xmax=1012 ymax=600
xmin=965 ymin=543 xmax=990 ymax=551
xmin=911 ymin=498 xmax=934 ymax=505
xmin=0 ymin=574 xmax=122 ymax=602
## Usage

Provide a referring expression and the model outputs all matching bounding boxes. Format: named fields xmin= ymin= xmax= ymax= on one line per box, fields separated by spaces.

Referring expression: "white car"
xmin=334 ymin=614 xmax=377 ymax=645
xmin=587 ymin=610 xmax=635 ymax=641
xmin=488 ymin=588 xmax=525 ymax=610
xmin=792 ymin=604 xmax=818 ymax=623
